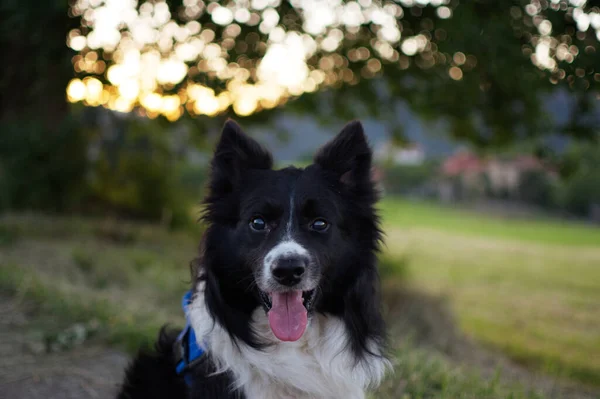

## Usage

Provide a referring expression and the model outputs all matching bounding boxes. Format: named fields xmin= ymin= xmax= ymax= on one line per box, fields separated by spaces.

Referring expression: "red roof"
xmin=442 ymin=152 xmax=485 ymax=176
xmin=441 ymin=152 xmax=556 ymax=177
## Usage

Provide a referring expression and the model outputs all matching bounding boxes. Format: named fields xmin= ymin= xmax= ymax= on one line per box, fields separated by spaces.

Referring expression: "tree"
xmin=63 ymin=0 xmax=599 ymax=146
xmin=0 ymin=0 xmax=79 ymax=127
xmin=0 ymin=0 xmax=87 ymax=212
xmin=1 ymin=1 xmax=598 ymax=216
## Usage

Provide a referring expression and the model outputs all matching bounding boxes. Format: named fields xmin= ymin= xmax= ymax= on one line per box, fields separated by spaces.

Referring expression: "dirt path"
xmin=0 ymin=296 xmax=129 ymax=399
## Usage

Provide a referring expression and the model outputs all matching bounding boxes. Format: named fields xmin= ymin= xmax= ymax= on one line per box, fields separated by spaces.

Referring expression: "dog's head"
xmin=201 ymin=119 xmax=382 ymax=345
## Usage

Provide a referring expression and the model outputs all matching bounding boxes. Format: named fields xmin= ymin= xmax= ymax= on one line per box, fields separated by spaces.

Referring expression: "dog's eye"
xmin=250 ymin=217 xmax=267 ymax=231
xmin=310 ymin=219 xmax=329 ymax=232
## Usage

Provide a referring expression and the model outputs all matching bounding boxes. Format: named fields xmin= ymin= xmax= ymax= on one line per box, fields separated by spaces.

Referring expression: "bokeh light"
xmin=66 ymin=0 xmax=599 ymax=120
xmin=66 ymin=0 xmax=453 ymax=119
xmin=525 ymin=0 xmax=600 ymax=84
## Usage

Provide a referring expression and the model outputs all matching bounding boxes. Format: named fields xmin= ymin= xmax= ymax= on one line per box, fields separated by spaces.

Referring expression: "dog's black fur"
xmin=117 ymin=119 xmax=386 ymax=399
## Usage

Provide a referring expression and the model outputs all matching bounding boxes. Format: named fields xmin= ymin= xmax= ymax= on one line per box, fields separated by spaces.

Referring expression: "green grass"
xmin=0 ymin=215 xmax=195 ymax=352
xmin=379 ymin=198 xmax=600 ymax=247
xmin=376 ymin=343 xmax=544 ymax=399
xmin=0 ymin=212 xmax=554 ymax=398
xmin=0 ymin=264 xmax=167 ymax=352
xmin=380 ymin=197 xmax=600 ymax=387
xmin=1 ymin=265 xmax=543 ymax=399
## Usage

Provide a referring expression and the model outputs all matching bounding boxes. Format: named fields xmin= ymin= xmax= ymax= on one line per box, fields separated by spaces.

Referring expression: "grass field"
xmin=379 ymin=198 xmax=600 ymax=387
xmin=379 ymin=198 xmax=600 ymax=247
xmin=1 ymin=200 xmax=599 ymax=397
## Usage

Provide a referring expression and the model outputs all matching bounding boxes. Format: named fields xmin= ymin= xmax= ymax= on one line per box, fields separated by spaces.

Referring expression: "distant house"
xmin=438 ymin=150 xmax=556 ymax=202
xmin=438 ymin=150 xmax=486 ymax=201
xmin=486 ymin=159 xmax=521 ymax=197
xmin=441 ymin=150 xmax=485 ymax=176
xmin=374 ymin=141 xmax=425 ymax=166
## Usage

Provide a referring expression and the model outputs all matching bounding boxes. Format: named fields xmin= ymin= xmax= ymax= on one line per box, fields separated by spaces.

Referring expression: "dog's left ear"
xmin=210 ymin=119 xmax=273 ymax=193
xmin=314 ymin=120 xmax=372 ymax=187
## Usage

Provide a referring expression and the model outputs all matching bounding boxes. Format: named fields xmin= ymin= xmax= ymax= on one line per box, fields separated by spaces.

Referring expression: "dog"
xmin=117 ymin=119 xmax=391 ymax=399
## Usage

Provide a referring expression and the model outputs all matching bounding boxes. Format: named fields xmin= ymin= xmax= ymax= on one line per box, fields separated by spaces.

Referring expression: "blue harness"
xmin=174 ymin=290 xmax=205 ymax=386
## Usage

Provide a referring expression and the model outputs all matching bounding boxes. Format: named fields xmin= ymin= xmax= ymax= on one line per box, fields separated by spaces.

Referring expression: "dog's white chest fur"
xmin=188 ymin=282 xmax=388 ymax=399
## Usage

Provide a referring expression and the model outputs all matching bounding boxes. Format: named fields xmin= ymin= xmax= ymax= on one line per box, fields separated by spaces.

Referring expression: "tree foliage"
xmin=1 ymin=1 xmax=599 ymax=147
xmin=1 ymin=0 xmax=599 ymax=218
xmin=63 ymin=0 xmax=600 ymax=146
xmin=0 ymin=0 xmax=79 ymax=126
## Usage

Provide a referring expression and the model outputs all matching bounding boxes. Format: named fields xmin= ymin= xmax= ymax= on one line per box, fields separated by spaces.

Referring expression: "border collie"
xmin=118 ymin=119 xmax=391 ymax=399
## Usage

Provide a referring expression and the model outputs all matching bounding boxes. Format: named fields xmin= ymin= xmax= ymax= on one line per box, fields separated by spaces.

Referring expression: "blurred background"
xmin=1 ymin=0 xmax=599 ymax=398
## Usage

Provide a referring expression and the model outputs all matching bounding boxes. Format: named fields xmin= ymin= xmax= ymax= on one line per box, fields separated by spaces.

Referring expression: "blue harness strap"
xmin=174 ymin=290 xmax=206 ymax=386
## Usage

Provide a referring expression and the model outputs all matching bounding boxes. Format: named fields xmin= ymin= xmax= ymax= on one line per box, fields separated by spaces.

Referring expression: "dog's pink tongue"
xmin=267 ymin=291 xmax=307 ymax=342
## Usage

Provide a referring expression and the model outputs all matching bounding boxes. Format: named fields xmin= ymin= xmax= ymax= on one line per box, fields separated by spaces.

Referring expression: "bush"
xmin=87 ymin=117 xmax=191 ymax=228
xmin=0 ymin=108 xmax=203 ymax=229
xmin=555 ymin=143 xmax=600 ymax=217
xmin=0 ymin=116 xmax=89 ymax=212
xmin=557 ymin=170 xmax=600 ymax=216
xmin=177 ymin=163 xmax=209 ymax=200
xmin=382 ymin=162 xmax=438 ymax=195
xmin=517 ymin=169 xmax=556 ymax=208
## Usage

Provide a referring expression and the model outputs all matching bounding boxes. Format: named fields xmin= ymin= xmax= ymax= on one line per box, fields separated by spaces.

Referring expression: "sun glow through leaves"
xmin=67 ymin=0 xmax=599 ymax=120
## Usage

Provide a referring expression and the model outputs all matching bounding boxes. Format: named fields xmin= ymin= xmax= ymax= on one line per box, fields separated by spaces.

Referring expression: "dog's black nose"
xmin=272 ymin=256 xmax=307 ymax=286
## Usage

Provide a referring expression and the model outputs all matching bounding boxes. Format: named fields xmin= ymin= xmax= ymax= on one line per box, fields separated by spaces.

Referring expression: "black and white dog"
xmin=118 ymin=120 xmax=390 ymax=399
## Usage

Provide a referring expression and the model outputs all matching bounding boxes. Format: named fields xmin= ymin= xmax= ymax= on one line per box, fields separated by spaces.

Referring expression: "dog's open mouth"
xmin=259 ymin=290 xmax=315 ymax=342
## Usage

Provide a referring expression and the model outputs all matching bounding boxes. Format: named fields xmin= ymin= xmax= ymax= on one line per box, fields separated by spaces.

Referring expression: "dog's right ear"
xmin=314 ymin=120 xmax=372 ymax=188
xmin=209 ymin=119 xmax=273 ymax=194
